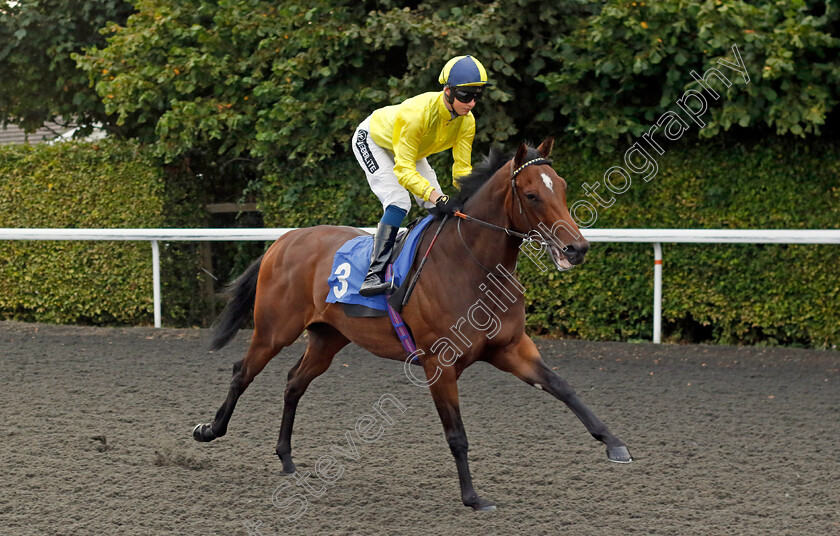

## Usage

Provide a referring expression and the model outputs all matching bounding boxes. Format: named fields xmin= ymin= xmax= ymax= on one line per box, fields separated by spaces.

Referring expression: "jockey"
xmin=352 ymin=55 xmax=492 ymax=297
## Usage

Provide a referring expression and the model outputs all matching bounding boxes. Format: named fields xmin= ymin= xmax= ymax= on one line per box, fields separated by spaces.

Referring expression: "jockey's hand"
xmin=434 ymin=194 xmax=461 ymax=216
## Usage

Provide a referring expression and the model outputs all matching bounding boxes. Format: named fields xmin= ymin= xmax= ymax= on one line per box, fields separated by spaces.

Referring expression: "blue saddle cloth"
xmin=326 ymin=216 xmax=434 ymax=311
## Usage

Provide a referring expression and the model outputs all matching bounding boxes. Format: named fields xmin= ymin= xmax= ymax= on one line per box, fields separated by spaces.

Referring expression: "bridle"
xmin=455 ymin=156 xmax=553 ymax=273
xmin=508 ymin=157 xmax=552 ymax=237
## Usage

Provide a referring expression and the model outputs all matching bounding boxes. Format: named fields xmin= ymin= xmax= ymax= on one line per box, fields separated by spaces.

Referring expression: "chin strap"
xmin=444 ymin=86 xmax=461 ymax=118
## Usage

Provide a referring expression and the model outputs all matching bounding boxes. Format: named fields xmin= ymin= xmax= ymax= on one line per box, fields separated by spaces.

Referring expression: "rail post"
xmin=152 ymin=240 xmax=161 ymax=328
xmin=653 ymin=242 xmax=662 ymax=343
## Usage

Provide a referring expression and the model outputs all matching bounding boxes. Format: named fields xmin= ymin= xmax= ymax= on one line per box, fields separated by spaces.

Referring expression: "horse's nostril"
xmin=573 ymin=241 xmax=590 ymax=256
xmin=563 ymin=242 xmax=588 ymax=260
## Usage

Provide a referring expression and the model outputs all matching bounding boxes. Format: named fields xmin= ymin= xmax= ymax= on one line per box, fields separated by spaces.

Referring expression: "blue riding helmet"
xmin=438 ymin=55 xmax=493 ymax=88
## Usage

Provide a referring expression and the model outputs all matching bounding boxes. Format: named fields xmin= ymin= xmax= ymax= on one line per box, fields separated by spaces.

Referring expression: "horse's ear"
xmin=513 ymin=143 xmax=528 ymax=169
xmin=537 ymin=136 xmax=554 ymax=158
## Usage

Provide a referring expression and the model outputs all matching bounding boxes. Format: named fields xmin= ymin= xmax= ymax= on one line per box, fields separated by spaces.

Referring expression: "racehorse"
xmin=193 ymin=137 xmax=632 ymax=510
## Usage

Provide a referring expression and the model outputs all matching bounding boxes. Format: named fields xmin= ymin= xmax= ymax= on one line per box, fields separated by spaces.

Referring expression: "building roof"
xmin=0 ymin=121 xmax=72 ymax=145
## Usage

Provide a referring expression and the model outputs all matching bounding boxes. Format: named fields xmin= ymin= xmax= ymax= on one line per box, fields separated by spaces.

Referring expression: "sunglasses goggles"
xmin=452 ymin=87 xmax=483 ymax=103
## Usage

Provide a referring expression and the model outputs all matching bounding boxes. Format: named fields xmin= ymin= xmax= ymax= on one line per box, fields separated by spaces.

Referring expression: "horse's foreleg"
xmin=275 ymin=324 xmax=348 ymax=474
xmin=427 ymin=365 xmax=496 ymax=511
xmin=193 ymin=332 xmax=284 ymax=443
xmin=488 ymin=336 xmax=632 ymax=463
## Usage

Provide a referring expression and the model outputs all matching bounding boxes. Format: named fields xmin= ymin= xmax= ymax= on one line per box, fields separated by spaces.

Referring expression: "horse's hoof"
xmin=467 ymin=497 xmax=497 ymax=511
xmin=607 ymin=445 xmax=633 ymax=463
xmin=275 ymin=450 xmax=297 ymax=474
xmin=193 ymin=423 xmax=216 ymax=443
xmin=281 ymin=458 xmax=297 ymax=475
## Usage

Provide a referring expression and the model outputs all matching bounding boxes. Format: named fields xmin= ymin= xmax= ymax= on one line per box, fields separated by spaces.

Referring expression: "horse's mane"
xmin=456 ymin=145 xmax=544 ymax=201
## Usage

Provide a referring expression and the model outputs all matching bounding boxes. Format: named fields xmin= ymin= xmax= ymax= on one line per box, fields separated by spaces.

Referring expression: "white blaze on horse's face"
xmin=541 ymin=172 xmax=554 ymax=193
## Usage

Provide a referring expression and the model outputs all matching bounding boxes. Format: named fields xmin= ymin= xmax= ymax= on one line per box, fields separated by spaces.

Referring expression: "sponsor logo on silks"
xmin=355 ymin=130 xmax=379 ymax=173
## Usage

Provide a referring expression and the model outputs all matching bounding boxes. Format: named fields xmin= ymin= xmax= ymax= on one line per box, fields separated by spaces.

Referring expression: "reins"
xmin=453 ymin=210 xmax=529 ymax=240
xmin=400 ymin=214 xmax=450 ymax=307
xmin=455 ymin=216 xmax=506 ymax=275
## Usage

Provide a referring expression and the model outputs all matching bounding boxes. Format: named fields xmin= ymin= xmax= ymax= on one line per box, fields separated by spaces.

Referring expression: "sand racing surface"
xmin=1 ymin=321 xmax=838 ymax=535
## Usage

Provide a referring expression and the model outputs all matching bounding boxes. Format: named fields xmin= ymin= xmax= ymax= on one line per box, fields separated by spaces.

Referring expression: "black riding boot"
xmin=359 ymin=223 xmax=399 ymax=297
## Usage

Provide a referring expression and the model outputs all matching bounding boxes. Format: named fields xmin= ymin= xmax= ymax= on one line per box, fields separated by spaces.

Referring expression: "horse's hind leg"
xmin=275 ymin=323 xmax=349 ymax=474
xmin=193 ymin=324 xmax=297 ymax=443
xmin=488 ymin=335 xmax=632 ymax=463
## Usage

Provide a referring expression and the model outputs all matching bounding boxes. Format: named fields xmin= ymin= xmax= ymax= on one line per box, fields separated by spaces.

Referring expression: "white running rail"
xmin=2 ymin=228 xmax=839 ymax=340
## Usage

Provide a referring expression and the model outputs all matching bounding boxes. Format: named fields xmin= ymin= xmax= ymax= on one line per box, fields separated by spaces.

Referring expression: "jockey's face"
xmin=445 ymin=86 xmax=480 ymax=116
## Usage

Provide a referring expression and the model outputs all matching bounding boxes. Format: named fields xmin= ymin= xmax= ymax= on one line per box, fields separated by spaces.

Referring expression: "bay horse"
xmin=193 ymin=137 xmax=632 ymax=510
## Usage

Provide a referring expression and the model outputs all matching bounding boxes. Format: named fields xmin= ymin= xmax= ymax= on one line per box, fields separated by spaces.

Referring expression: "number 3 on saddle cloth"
xmin=326 ymin=215 xmax=435 ymax=359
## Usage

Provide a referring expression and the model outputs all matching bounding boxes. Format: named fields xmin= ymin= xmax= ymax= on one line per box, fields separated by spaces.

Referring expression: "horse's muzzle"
xmin=550 ymin=240 xmax=589 ymax=271
xmin=564 ymin=240 xmax=590 ymax=265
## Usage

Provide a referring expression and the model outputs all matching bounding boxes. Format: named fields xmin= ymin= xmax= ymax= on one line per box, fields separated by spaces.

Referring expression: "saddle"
xmin=326 ymin=216 xmax=435 ymax=318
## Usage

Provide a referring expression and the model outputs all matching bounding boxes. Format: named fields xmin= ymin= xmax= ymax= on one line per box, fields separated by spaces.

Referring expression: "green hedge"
xmin=259 ymin=135 xmax=840 ymax=348
xmin=0 ymin=140 xmax=202 ymax=325
xmin=259 ymin=151 xmax=458 ymax=228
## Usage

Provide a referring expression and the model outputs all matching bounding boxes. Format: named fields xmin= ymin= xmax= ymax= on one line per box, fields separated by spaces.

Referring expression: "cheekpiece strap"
xmin=510 ymin=156 xmax=551 ymax=217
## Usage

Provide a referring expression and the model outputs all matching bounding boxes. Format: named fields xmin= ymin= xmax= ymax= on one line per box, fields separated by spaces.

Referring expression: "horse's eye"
xmin=525 ymin=193 xmax=538 ymax=201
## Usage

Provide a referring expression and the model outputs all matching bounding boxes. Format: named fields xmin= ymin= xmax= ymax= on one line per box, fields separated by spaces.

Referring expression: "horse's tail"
xmin=210 ymin=255 xmax=264 ymax=351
